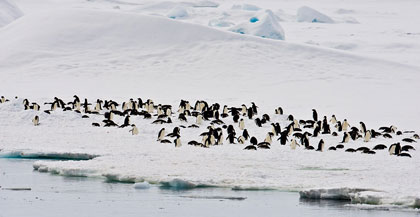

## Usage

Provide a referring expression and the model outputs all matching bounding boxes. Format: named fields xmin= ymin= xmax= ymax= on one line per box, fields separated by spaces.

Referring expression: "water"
xmin=0 ymin=159 xmax=419 ymax=217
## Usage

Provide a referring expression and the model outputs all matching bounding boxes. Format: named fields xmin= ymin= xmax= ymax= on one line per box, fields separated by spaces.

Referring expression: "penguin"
xmin=275 ymin=107 xmax=283 ymax=115
xmin=328 ymin=146 xmax=337 ymax=151
xmin=345 ymin=148 xmax=356 ymax=152
xmin=336 ymin=144 xmax=344 ymax=149
xmin=264 ymin=132 xmax=274 ymax=144
xmin=330 ymin=115 xmax=337 ymax=124
xmin=233 ymin=114 xmax=240 ymax=123
xmin=271 ymin=123 xmax=281 ymax=136
xmin=398 ymin=153 xmax=411 ymax=158
xmin=178 ymin=113 xmax=187 ymax=122
xmin=312 ymin=109 xmax=318 ymax=121
xmin=239 ymin=119 xmax=245 ymax=130
xmin=129 ymin=125 xmax=139 ymax=135
xmin=287 ymin=114 xmax=294 ymax=121
xmin=120 ymin=115 xmax=130 ymax=128
xmin=335 ymin=121 xmax=343 ymax=132
xmin=241 ymin=104 xmax=247 ymax=116
xmin=312 ymin=125 xmax=320 ymax=137
xmin=250 ymin=137 xmax=258 ymax=146
xmin=196 ymin=114 xmax=203 ymax=125
xmin=342 ymin=132 xmax=350 ymax=143
xmin=401 ymin=145 xmax=415 ymax=152
xmin=174 ymin=136 xmax=182 ymax=147
xmin=255 ymin=118 xmax=262 ymax=127
xmin=242 ymin=129 xmax=250 ymax=140
xmin=0 ymin=96 xmax=7 ymax=103
xmin=277 ymin=131 xmax=288 ymax=145
xmin=342 ymin=119 xmax=350 ymax=131
xmin=92 ymin=123 xmax=100 ymax=127
xmin=226 ymin=133 xmax=236 ymax=144
xmin=244 ymin=144 xmax=257 ymax=150
xmin=402 ymin=138 xmax=416 ymax=143
xmin=290 ymin=139 xmax=300 ymax=150
xmin=371 ymin=144 xmax=386 ymax=151
xmin=413 ymin=134 xmax=419 ymax=139
xmin=251 ymin=102 xmax=258 ymax=115
xmin=227 ymin=125 xmax=235 ymax=135
xmin=23 ymin=99 xmax=30 ymax=110
xmin=247 ymin=107 xmax=253 ymax=119
xmin=237 ymin=136 xmax=245 ymax=144
xmin=316 ymin=139 xmax=324 ymax=152
xmin=364 ymin=130 xmax=372 ymax=142
xmin=257 ymin=142 xmax=270 ymax=149
xmin=160 ymin=139 xmax=171 ymax=144
xmin=32 ymin=103 xmax=40 ymax=111
xmin=389 ymin=143 xmax=401 ymax=155
xmin=32 ymin=115 xmax=39 ymax=126
xmin=360 ymin=122 xmax=367 ymax=134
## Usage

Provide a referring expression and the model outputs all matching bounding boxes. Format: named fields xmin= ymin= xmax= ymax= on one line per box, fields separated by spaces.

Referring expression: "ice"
xmin=167 ymin=6 xmax=188 ymax=19
xmin=133 ymin=181 xmax=151 ymax=189
xmin=297 ymin=6 xmax=334 ymax=23
xmin=229 ymin=10 xmax=285 ymax=40
xmin=0 ymin=0 xmax=23 ymax=27
xmin=0 ymin=150 xmax=98 ymax=160
xmin=160 ymin=179 xmax=199 ymax=190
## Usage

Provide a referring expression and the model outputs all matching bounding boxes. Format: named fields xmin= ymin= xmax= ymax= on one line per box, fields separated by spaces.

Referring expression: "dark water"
xmin=0 ymin=159 xmax=419 ymax=217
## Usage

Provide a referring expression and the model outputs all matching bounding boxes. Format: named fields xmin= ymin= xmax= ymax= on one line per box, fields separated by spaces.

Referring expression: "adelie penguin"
xmin=239 ymin=118 xmax=245 ymax=130
xmin=342 ymin=132 xmax=350 ymax=143
xmin=389 ymin=143 xmax=401 ymax=155
xmin=129 ymin=124 xmax=139 ymax=135
xmin=342 ymin=119 xmax=350 ymax=131
xmin=312 ymin=109 xmax=318 ymax=121
xmin=359 ymin=122 xmax=367 ymax=134
xmin=174 ymin=136 xmax=182 ymax=147
xmin=316 ymin=139 xmax=324 ymax=152
xmin=364 ymin=130 xmax=372 ymax=142
xmin=32 ymin=115 xmax=40 ymax=126
xmin=290 ymin=139 xmax=300 ymax=150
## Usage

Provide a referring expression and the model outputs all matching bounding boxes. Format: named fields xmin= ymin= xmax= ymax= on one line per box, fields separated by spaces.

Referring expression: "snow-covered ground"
xmin=1 ymin=0 xmax=420 ymax=209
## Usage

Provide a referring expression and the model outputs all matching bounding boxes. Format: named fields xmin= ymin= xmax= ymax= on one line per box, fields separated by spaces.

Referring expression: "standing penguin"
xmin=275 ymin=107 xmax=283 ymax=115
xmin=342 ymin=132 xmax=350 ymax=143
xmin=290 ymin=139 xmax=300 ymax=150
xmin=32 ymin=115 xmax=40 ymax=126
xmin=239 ymin=119 xmax=245 ymax=130
xmin=196 ymin=114 xmax=203 ymax=125
xmin=174 ymin=136 xmax=182 ymax=147
xmin=242 ymin=129 xmax=250 ymax=140
xmin=312 ymin=109 xmax=318 ymax=121
xmin=342 ymin=119 xmax=350 ymax=131
xmin=129 ymin=124 xmax=139 ymax=135
xmin=360 ymin=122 xmax=367 ymax=134
xmin=330 ymin=115 xmax=337 ymax=124
xmin=316 ymin=139 xmax=324 ymax=152
xmin=364 ymin=130 xmax=371 ymax=142
xmin=157 ymin=128 xmax=165 ymax=141
xmin=389 ymin=143 xmax=401 ymax=155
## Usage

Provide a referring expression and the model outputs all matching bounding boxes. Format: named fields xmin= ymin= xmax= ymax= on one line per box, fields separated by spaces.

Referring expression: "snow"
xmin=0 ymin=0 xmax=23 ymax=27
xmin=1 ymin=0 xmax=420 ymax=210
xmin=297 ymin=6 xmax=334 ymax=23
xmin=231 ymin=4 xmax=261 ymax=11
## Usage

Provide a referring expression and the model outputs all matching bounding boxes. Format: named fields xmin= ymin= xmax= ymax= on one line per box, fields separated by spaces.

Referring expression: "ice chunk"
xmin=160 ymin=178 xmax=197 ymax=190
xmin=297 ymin=6 xmax=334 ymax=23
xmin=167 ymin=6 xmax=188 ymax=19
xmin=0 ymin=0 xmax=23 ymax=27
xmin=229 ymin=10 xmax=285 ymax=40
xmin=134 ymin=181 xmax=151 ymax=189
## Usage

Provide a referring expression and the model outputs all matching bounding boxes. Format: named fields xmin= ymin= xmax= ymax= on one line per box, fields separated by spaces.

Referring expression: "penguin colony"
xmin=1 ymin=95 xmax=418 ymax=158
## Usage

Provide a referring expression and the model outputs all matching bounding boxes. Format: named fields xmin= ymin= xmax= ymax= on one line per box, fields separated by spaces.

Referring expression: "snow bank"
xmin=231 ymin=4 xmax=261 ymax=11
xmin=0 ymin=0 xmax=23 ymax=27
xmin=167 ymin=6 xmax=188 ymax=19
xmin=133 ymin=181 xmax=151 ymax=189
xmin=297 ymin=6 xmax=334 ymax=23
xmin=230 ymin=10 xmax=285 ymax=40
